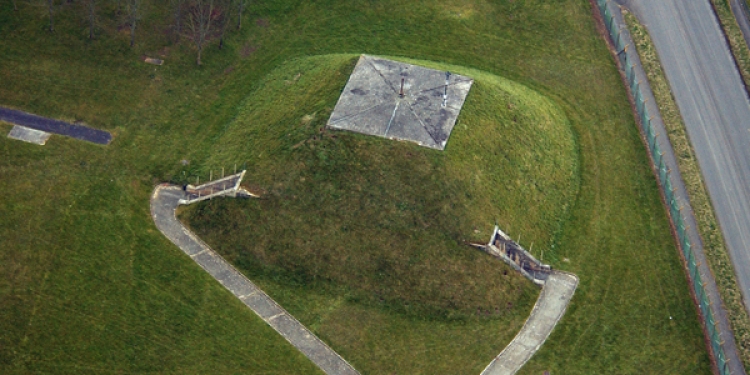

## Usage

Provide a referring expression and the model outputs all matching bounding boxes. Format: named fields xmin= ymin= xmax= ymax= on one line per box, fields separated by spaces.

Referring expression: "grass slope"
xmin=0 ymin=0 xmax=711 ymax=373
xmin=180 ymin=54 xmax=577 ymax=317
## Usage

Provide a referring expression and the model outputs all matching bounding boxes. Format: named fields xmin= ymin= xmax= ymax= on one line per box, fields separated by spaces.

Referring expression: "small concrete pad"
xmin=7 ymin=125 xmax=51 ymax=145
xmin=328 ymin=55 xmax=473 ymax=150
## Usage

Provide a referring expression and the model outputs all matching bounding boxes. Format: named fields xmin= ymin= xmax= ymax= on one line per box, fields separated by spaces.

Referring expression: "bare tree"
xmin=47 ymin=0 xmax=55 ymax=31
xmin=125 ymin=0 xmax=141 ymax=47
xmin=185 ymin=0 xmax=217 ymax=65
xmin=12 ymin=0 xmax=18 ymax=11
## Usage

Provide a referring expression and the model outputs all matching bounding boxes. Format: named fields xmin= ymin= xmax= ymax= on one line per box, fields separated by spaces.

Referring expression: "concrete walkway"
xmin=481 ymin=272 xmax=578 ymax=375
xmin=150 ymin=185 xmax=360 ymax=375
xmin=150 ymin=183 xmax=577 ymax=374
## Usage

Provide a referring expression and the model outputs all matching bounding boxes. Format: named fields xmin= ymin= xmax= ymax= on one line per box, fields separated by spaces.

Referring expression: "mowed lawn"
xmin=0 ymin=0 xmax=710 ymax=374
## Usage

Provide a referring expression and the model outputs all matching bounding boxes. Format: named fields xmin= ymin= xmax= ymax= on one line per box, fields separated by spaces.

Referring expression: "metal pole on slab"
xmin=399 ymin=78 xmax=405 ymax=98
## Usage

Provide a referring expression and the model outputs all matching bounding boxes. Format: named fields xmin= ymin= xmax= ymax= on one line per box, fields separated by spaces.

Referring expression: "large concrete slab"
xmin=327 ymin=55 xmax=473 ymax=150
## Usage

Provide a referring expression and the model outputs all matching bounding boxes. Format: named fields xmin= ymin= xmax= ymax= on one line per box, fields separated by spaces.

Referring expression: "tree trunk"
xmin=127 ymin=0 xmax=140 ymax=47
xmin=48 ymin=0 xmax=55 ymax=32
xmin=88 ymin=0 xmax=96 ymax=39
xmin=237 ymin=0 xmax=243 ymax=30
xmin=12 ymin=0 xmax=17 ymax=11
xmin=219 ymin=0 xmax=230 ymax=49
xmin=197 ymin=46 xmax=202 ymax=65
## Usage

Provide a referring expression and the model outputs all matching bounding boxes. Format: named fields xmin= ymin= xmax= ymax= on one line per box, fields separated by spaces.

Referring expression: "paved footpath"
xmin=150 ymin=184 xmax=577 ymax=374
xmin=481 ymin=272 xmax=578 ymax=375
xmin=150 ymin=185 xmax=360 ymax=375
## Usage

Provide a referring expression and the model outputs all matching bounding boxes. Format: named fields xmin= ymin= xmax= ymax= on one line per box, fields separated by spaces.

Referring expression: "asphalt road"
xmin=620 ymin=0 xmax=750 ymax=317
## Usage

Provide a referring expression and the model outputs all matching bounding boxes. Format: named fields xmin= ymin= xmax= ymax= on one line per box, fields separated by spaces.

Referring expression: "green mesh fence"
xmin=596 ymin=0 xmax=730 ymax=373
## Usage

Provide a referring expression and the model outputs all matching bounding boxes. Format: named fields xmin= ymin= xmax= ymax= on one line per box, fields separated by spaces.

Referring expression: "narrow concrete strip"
xmin=481 ymin=272 xmax=579 ymax=375
xmin=150 ymin=185 xmax=360 ymax=375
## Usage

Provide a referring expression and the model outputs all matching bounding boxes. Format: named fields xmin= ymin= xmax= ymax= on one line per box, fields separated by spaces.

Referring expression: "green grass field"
xmin=1 ymin=0 xmax=711 ymax=373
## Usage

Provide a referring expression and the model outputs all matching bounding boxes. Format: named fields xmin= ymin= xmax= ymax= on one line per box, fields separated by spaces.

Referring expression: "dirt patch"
xmin=240 ymin=43 xmax=257 ymax=58
xmin=256 ymin=18 xmax=270 ymax=28
xmin=117 ymin=23 xmax=131 ymax=34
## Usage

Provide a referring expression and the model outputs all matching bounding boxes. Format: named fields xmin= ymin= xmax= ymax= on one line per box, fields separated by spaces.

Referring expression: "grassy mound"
xmin=179 ymin=54 xmax=579 ymax=320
